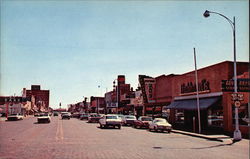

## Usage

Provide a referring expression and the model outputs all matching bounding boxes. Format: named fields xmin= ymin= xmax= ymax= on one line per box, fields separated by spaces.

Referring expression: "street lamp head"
xmin=203 ymin=10 xmax=210 ymax=18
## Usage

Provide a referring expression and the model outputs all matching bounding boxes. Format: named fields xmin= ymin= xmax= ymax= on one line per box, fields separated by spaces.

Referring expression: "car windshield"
xmin=106 ymin=116 xmax=118 ymax=119
xmin=141 ymin=117 xmax=152 ymax=121
xmin=155 ymin=119 xmax=167 ymax=123
xmin=125 ymin=116 xmax=136 ymax=119
xmin=40 ymin=113 xmax=49 ymax=116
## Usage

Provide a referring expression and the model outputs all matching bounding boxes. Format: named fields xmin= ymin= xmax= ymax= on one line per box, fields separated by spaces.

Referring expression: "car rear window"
xmin=141 ymin=118 xmax=152 ymax=121
xmin=125 ymin=116 xmax=136 ymax=119
xmin=106 ymin=116 xmax=118 ymax=119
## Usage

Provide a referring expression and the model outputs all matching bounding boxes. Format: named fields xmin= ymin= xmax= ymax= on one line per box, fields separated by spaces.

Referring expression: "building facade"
xmin=0 ymin=96 xmax=31 ymax=116
xmin=140 ymin=61 xmax=249 ymax=137
xmin=24 ymin=85 xmax=50 ymax=112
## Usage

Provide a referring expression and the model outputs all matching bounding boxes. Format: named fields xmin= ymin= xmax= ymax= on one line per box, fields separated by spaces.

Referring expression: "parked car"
xmin=149 ymin=118 xmax=172 ymax=133
xmin=122 ymin=115 xmax=136 ymax=126
xmin=133 ymin=116 xmax=153 ymax=129
xmin=80 ymin=113 xmax=89 ymax=120
xmin=7 ymin=113 xmax=24 ymax=121
xmin=88 ymin=114 xmax=103 ymax=123
xmin=99 ymin=114 xmax=122 ymax=129
xmin=37 ymin=112 xmax=51 ymax=123
xmin=208 ymin=115 xmax=223 ymax=127
xmin=34 ymin=112 xmax=40 ymax=117
xmin=71 ymin=113 xmax=80 ymax=118
xmin=61 ymin=112 xmax=71 ymax=120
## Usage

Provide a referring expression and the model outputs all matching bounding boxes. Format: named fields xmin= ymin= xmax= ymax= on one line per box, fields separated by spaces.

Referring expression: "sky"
xmin=0 ymin=0 xmax=249 ymax=109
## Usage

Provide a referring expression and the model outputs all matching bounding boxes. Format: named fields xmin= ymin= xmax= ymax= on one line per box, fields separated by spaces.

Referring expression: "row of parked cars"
xmin=76 ymin=113 xmax=172 ymax=133
xmin=7 ymin=113 xmax=24 ymax=121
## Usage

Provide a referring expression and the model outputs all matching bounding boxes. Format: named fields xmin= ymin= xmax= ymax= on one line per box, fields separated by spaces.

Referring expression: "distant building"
xmin=0 ymin=96 xmax=31 ymax=116
xmin=90 ymin=96 xmax=105 ymax=114
xmin=24 ymin=85 xmax=50 ymax=112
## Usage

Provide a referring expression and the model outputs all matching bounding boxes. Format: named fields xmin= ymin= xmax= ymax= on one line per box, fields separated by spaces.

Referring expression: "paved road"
xmin=0 ymin=117 xmax=249 ymax=159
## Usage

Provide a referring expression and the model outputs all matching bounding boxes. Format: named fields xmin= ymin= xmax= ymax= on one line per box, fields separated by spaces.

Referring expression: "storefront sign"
xmin=234 ymin=101 xmax=241 ymax=108
xmin=181 ymin=79 xmax=210 ymax=95
xmin=222 ymin=79 xmax=250 ymax=92
xmin=231 ymin=93 xmax=244 ymax=101
xmin=139 ymin=75 xmax=155 ymax=104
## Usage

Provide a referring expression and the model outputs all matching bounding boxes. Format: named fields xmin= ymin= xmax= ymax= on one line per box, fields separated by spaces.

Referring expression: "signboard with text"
xmin=221 ymin=79 xmax=250 ymax=92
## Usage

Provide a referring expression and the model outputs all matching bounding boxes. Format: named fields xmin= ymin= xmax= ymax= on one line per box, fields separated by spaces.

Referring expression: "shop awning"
xmin=166 ymin=97 xmax=221 ymax=110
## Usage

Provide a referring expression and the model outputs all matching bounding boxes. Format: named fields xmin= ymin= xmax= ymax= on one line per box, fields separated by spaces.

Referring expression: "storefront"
xmin=166 ymin=61 xmax=249 ymax=136
xmin=167 ymin=92 xmax=223 ymax=132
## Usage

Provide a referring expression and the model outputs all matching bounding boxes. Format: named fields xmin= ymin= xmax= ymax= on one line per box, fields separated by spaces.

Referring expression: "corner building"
xmin=141 ymin=61 xmax=249 ymax=137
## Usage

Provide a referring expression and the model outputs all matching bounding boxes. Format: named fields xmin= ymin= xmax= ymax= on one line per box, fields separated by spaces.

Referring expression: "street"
xmin=0 ymin=116 xmax=249 ymax=159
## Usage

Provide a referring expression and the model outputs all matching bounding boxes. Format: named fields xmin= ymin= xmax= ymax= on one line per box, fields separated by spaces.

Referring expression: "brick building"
xmin=90 ymin=96 xmax=105 ymax=114
xmin=24 ymin=85 xmax=50 ymax=112
xmin=140 ymin=61 xmax=249 ymax=137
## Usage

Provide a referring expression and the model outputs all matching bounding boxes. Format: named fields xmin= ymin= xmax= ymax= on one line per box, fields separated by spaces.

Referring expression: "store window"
xmin=175 ymin=110 xmax=184 ymax=123
xmin=207 ymin=108 xmax=223 ymax=127
xmin=232 ymin=103 xmax=249 ymax=126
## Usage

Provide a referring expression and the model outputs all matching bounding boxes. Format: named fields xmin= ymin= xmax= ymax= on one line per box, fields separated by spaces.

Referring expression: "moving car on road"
xmin=122 ymin=115 xmax=136 ymax=126
xmin=53 ymin=112 xmax=59 ymax=116
xmin=149 ymin=118 xmax=172 ymax=133
xmin=7 ymin=113 xmax=24 ymax=121
xmin=133 ymin=116 xmax=153 ymax=129
xmin=61 ymin=112 xmax=71 ymax=120
xmin=99 ymin=114 xmax=121 ymax=129
xmin=37 ymin=112 xmax=51 ymax=123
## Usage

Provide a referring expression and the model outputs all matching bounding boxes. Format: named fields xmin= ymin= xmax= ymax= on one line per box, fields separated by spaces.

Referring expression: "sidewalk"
xmin=172 ymin=129 xmax=233 ymax=144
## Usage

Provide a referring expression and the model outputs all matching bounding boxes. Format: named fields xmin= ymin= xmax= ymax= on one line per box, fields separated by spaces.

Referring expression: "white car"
xmin=149 ymin=118 xmax=172 ymax=133
xmin=7 ymin=113 xmax=24 ymax=121
xmin=37 ymin=112 xmax=51 ymax=123
xmin=99 ymin=114 xmax=122 ymax=129
xmin=121 ymin=115 xmax=136 ymax=126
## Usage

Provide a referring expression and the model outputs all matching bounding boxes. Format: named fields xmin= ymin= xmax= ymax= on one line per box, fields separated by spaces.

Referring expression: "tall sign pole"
xmin=232 ymin=17 xmax=241 ymax=141
xmin=194 ymin=48 xmax=201 ymax=133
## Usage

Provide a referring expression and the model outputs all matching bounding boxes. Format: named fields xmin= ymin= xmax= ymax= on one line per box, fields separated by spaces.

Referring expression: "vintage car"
xmin=7 ymin=113 xmax=24 ymax=121
xmin=71 ymin=113 xmax=80 ymax=118
xmin=88 ymin=114 xmax=103 ymax=123
xmin=79 ymin=113 xmax=89 ymax=120
xmin=37 ymin=112 xmax=51 ymax=123
xmin=133 ymin=116 xmax=153 ymax=129
xmin=61 ymin=112 xmax=71 ymax=120
xmin=99 ymin=114 xmax=122 ymax=129
xmin=34 ymin=112 xmax=40 ymax=117
xmin=53 ymin=112 xmax=59 ymax=116
xmin=121 ymin=115 xmax=136 ymax=126
xmin=148 ymin=118 xmax=172 ymax=133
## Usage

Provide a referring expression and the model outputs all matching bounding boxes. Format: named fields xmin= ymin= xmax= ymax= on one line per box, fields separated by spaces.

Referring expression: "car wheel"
xmin=118 ymin=125 xmax=121 ymax=129
xmin=154 ymin=126 xmax=157 ymax=132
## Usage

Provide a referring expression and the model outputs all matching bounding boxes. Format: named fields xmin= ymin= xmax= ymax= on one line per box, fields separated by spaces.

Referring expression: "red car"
xmin=88 ymin=114 xmax=103 ymax=123
xmin=133 ymin=116 xmax=153 ymax=129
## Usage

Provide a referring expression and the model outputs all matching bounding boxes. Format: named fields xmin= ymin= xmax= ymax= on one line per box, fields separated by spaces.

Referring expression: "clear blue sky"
xmin=1 ymin=0 xmax=248 ymax=109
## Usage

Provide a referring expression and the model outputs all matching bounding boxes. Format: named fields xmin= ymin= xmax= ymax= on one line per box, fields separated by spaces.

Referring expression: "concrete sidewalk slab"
xmin=172 ymin=129 xmax=233 ymax=143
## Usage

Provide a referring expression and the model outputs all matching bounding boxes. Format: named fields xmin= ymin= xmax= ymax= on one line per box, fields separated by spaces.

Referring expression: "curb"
xmin=172 ymin=129 xmax=232 ymax=143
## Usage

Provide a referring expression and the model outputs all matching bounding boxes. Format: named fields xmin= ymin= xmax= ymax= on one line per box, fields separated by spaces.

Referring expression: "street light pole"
xmin=203 ymin=10 xmax=241 ymax=141
xmin=194 ymin=48 xmax=201 ymax=134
